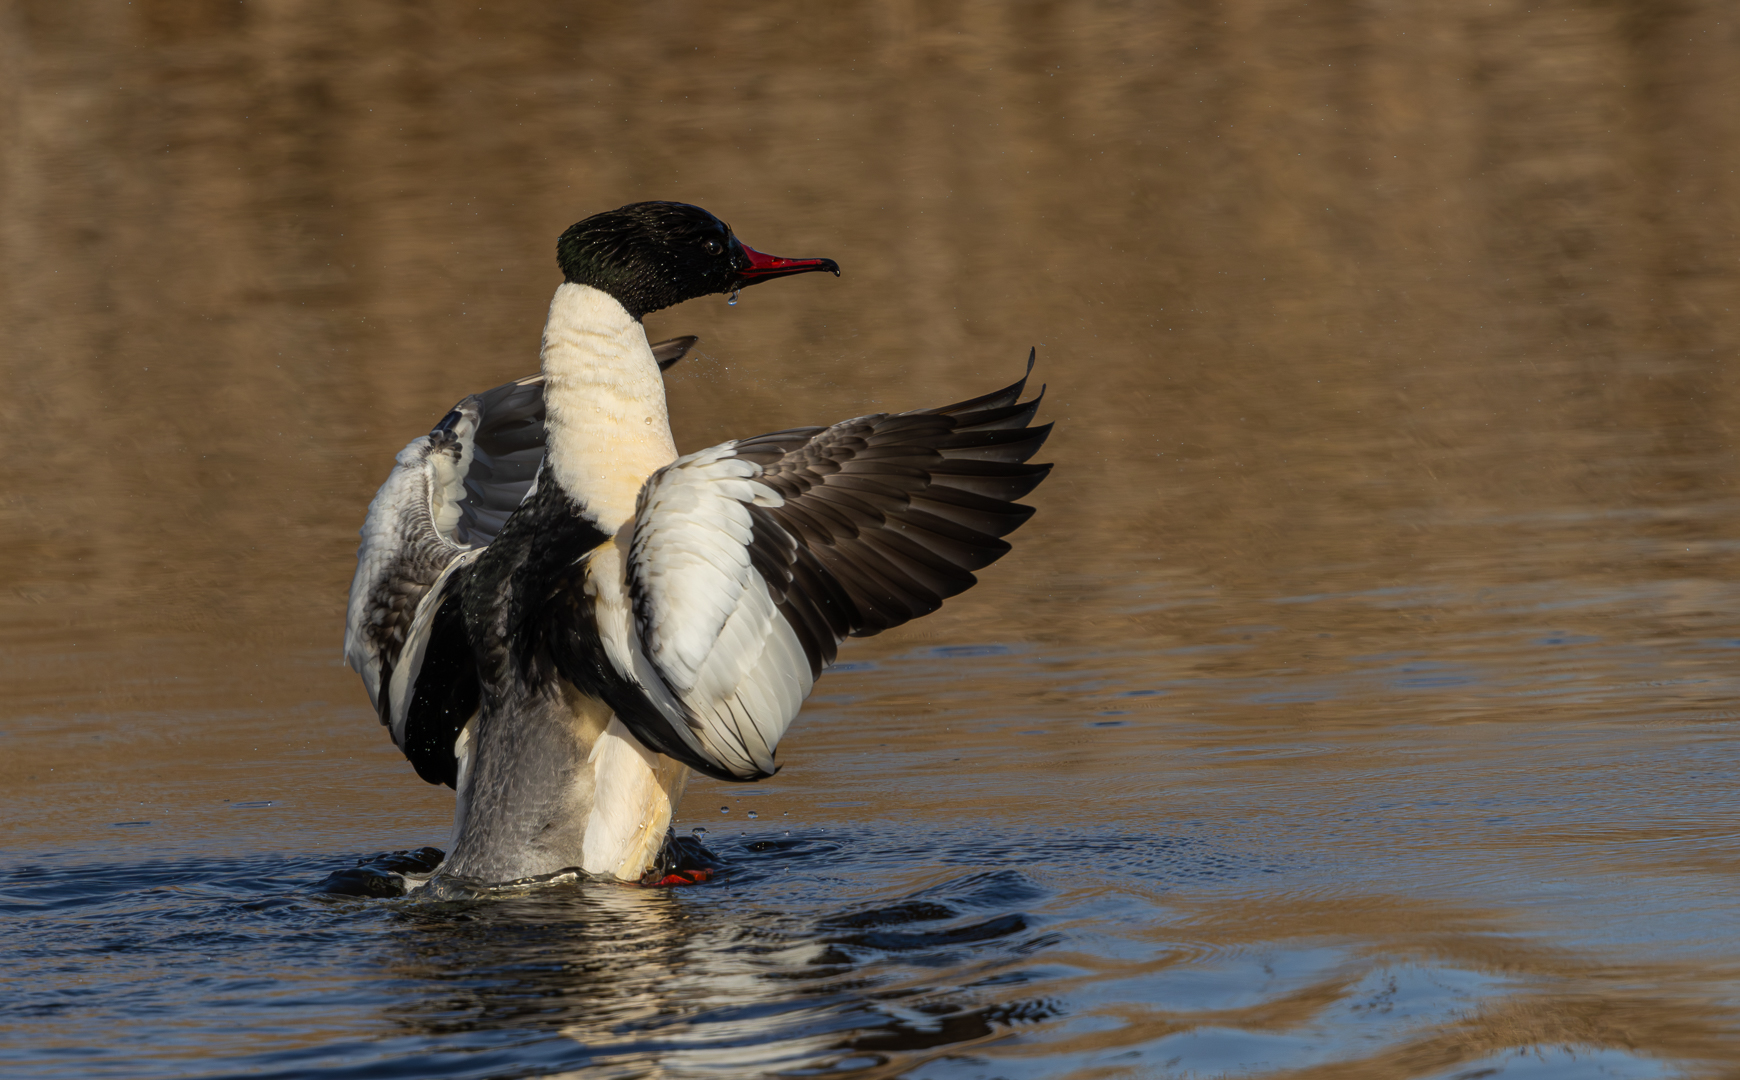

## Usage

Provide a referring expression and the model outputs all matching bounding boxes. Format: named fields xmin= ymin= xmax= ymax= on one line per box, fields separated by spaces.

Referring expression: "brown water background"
xmin=3 ymin=2 xmax=1740 ymax=1077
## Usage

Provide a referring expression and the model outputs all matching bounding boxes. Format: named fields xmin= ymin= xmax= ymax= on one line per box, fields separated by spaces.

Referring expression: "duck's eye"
xmin=702 ymin=238 xmax=724 ymax=256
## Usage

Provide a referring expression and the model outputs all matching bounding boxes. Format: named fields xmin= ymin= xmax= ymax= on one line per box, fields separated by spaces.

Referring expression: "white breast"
xmin=540 ymin=283 xmax=679 ymax=531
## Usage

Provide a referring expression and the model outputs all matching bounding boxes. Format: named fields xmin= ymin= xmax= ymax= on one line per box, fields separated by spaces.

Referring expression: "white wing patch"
xmin=597 ymin=443 xmax=817 ymax=778
xmin=632 ymin=446 xmax=774 ymax=688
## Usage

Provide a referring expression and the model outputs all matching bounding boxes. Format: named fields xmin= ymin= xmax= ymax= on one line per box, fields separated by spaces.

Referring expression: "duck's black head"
xmin=556 ymin=201 xmax=840 ymax=320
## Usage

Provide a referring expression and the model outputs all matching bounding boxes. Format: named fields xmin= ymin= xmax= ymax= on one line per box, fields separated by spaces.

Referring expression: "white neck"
xmin=540 ymin=283 xmax=679 ymax=532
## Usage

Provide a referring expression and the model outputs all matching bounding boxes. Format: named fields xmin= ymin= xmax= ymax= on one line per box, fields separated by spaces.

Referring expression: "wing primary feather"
xmin=927 ymin=460 xmax=1053 ymax=502
xmin=906 ymin=348 xmax=1035 ymax=416
xmin=935 ymin=423 xmax=1055 ymax=460
xmin=942 ymin=393 xmax=1046 ymax=432
xmin=788 ymin=542 xmax=858 ymax=635
xmin=910 ymin=486 xmax=1038 ymax=535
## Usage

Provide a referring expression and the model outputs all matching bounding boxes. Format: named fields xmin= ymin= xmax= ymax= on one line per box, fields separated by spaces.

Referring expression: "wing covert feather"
xmin=598 ymin=356 xmax=1050 ymax=781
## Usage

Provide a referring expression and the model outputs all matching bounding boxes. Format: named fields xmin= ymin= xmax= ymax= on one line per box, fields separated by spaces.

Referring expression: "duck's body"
xmin=345 ymin=202 xmax=1051 ymax=886
xmin=443 ymin=283 xmax=691 ymax=882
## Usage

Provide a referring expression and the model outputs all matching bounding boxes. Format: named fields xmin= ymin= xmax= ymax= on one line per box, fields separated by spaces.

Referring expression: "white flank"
xmin=540 ymin=283 xmax=679 ymax=531
xmin=581 ymin=717 xmax=690 ymax=879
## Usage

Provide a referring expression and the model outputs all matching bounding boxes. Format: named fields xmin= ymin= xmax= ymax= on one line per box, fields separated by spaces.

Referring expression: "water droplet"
xmin=746 ymin=810 xmax=758 ymax=820
xmin=782 ymin=810 xmax=789 ymax=816
xmin=720 ymin=805 xmax=730 ymax=813
xmin=691 ymin=827 xmax=708 ymax=838
xmin=726 ymin=288 xmax=740 ymax=307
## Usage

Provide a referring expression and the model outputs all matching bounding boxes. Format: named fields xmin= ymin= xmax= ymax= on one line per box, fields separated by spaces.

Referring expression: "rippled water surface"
xmin=5 ymin=2 xmax=1740 ymax=1077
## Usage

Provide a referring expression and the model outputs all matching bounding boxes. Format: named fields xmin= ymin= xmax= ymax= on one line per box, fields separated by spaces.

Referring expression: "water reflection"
xmin=354 ymin=844 xmax=1729 ymax=1078
xmin=1 ymin=824 xmax=1733 ymax=1077
xmin=375 ymin=855 xmax=1060 ymax=1076
xmin=5 ymin=0 xmax=1736 ymax=653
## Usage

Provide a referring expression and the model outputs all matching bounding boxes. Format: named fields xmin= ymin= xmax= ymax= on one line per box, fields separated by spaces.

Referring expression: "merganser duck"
xmin=344 ymin=202 xmax=1051 ymax=887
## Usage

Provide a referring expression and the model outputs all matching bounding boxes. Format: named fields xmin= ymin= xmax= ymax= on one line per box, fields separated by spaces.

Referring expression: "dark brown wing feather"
xmin=731 ymin=352 xmax=1051 ymax=676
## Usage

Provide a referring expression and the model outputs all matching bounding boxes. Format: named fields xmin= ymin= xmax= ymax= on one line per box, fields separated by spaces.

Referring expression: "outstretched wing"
xmin=344 ymin=335 xmax=700 ymax=786
xmin=576 ymin=353 xmax=1051 ymax=781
